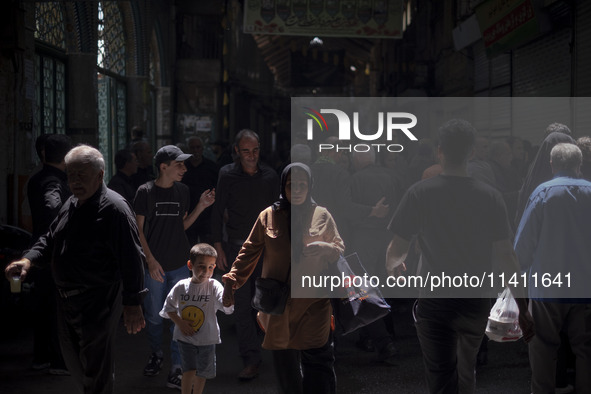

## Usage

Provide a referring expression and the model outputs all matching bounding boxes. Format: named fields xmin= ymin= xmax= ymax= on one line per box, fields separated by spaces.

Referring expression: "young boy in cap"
xmin=134 ymin=145 xmax=215 ymax=389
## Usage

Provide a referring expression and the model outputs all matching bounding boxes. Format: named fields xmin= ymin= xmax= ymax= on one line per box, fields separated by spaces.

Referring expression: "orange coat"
xmin=223 ymin=205 xmax=344 ymax=350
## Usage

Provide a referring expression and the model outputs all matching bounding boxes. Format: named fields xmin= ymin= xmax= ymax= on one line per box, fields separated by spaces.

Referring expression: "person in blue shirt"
xmin=514 ymin=142 xmax=591 ymax=394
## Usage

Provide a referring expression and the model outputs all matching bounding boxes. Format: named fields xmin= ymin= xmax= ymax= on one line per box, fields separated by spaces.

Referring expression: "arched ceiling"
xmin=252 ymin=34 xmax=376 ymax=90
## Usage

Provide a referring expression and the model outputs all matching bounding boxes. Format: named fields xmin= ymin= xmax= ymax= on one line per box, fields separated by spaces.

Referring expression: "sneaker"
xmin=355 ymin=337 xmax=376 ymax=352
xmin=377 ymin=342 xmax=397 ymax=366
xmin=143 ymin=353 xmax=163 ymax=376
xmin=32 ymin=362 xmax=50 ymax=371
xmin=237 ymin=364 xmax=259 ymax=381
xmin=166 ymin=368 xmax=182 ymax=389
xmin=48 ymin=367 xmax=70 ymax=376
xmin=555 ymin=384 xmax=574 ymax=394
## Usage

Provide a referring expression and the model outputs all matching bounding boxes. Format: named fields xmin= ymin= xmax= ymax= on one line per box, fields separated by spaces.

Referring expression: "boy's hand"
xmin=146 ymin=257 xmax=165 ymax=283
xmin=198 ymin=189 xmax=215 ymax=209
xmin=178 ymin=319 xmax=195 ymax=336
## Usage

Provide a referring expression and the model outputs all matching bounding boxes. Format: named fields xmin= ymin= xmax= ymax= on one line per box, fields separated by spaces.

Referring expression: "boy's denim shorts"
xmin=177 ymin=341 xmax=216 ymax=379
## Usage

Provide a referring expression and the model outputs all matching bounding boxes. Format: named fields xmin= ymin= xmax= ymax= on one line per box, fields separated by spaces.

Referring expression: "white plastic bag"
xmin=485 ymin=287 xmax=522 ymax=342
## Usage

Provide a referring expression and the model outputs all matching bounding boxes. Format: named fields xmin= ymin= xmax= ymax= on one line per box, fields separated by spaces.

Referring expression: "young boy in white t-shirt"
xmin=160 ymin=243 xmax=233 ymax=394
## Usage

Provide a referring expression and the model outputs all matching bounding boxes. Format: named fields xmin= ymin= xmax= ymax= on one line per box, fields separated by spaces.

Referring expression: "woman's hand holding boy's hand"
xmin=222 ymin=280 xmax=235 ymax=307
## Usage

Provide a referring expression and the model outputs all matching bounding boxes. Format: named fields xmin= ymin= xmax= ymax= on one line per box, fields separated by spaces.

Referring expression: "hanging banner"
xmin=243 ymin=0 xmax=403 ymax=39
xmin=475 ymin=0 xmax=542 ymax=57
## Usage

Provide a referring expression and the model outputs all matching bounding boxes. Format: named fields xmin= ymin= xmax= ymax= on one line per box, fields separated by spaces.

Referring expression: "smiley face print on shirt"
xmin=181 ymin=305 xmax=205 ymax=332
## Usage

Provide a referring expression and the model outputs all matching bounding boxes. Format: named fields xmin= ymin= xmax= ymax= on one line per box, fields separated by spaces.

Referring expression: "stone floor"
xmin=0 ymin=291 xmax=551 ymax=394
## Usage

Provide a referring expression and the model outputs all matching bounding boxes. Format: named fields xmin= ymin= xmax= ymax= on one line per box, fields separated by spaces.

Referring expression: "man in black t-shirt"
xmin=27 ymin=133 xmax=72 ymax=374
xmin=386 ymin=119 xmax=534 ymax=393
xmin=130 ymin=140 xmax=155 ymax=190
xmin=107 ymin=149 xmax=138 ymax=202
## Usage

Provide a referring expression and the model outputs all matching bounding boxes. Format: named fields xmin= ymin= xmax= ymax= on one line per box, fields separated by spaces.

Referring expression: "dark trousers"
xmin=529 ymin=301 xmax=591 ymax=393
xmin=224 ymin=241 xmax=263 ymax=366
xmin=415 ymin=299 xmax=490 ymax=394
xmin=31 ymin=268 xmax=65 ymax=368
xmin=57 ymin=283 xmax=123 ymax=394
xmin=272 ymin=338 xmax=336 ymax=394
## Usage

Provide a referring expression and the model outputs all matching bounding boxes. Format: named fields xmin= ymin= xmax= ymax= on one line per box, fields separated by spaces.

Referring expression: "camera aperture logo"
xmin=303 ymin=107 xmax=329 ymax=133
xmin=303 ymin=107 xmax=418 ymax=153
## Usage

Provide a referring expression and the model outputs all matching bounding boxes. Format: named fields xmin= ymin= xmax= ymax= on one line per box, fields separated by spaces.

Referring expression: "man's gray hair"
xmin=576 ymin=136 xmax=591 ymax=161
xmin=234 ymin=129 xmax=259 ymax=145
xmin=65 ymin=144 xmax=105 ymax=172
xmin=550 ymin=143 xmax=582 ymax=172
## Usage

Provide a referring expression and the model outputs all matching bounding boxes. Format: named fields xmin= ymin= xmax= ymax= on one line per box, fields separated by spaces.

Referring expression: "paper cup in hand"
xmin=10 ymin=275 xmax=21 ymax=293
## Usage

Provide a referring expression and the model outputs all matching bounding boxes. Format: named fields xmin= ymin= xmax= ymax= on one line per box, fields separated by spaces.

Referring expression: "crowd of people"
xmin=4 ymin=120 xmax=591 ymax=394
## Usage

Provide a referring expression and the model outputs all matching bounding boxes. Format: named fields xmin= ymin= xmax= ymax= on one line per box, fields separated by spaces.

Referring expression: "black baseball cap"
xmin=154 ymin=145 xmax=192 ymax=167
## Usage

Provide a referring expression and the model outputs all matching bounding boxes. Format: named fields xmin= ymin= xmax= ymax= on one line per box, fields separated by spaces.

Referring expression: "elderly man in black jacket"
xmin=6 ymin=144 xmax=146 ymax=394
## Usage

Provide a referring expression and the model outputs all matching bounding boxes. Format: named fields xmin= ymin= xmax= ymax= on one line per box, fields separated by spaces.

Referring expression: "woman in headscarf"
xmin=514 ymin=131 xmax=575 ymax=227
xmin=222 ymin=162 xmax=344 ymax=394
